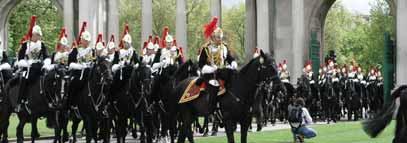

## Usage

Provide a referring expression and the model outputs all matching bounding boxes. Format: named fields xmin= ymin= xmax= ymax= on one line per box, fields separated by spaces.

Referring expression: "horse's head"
xmin=133 ymin=63 xmax=153 ymax=95
xmin=43 ymin=65 xmax=70 ymax=109
xmin=240 ymin=51 xmax=284 ymax=95
xmin=175 ymin=60 xmax=199 ymax=81
xmin=94 ymin=57 xmax=113 ymax=85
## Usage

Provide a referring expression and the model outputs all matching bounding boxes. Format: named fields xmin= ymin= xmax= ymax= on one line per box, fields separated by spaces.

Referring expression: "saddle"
xmin=178 ymin=78 xmax=226 ymax=104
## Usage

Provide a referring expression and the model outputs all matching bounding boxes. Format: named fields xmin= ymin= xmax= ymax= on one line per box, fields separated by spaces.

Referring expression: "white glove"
xmin=201 ymin=65 xmax=217 ymax=74
xmin=0 ymin=63 xmax=11 ymax=71
xmin=134 ymin=63 xmax=140 ymax=69
xmin=152 ymin=63 xmax=162 ymax=71
xmin=17 ymin=60 xmax=29 ymax=68
xmin=69 ymin=63 xmax=84 ymax=70
xmin=231 ymin=61 xmax=238 ymax=69
xmin=43 ymin=58 xmax=52 ymax=66
xmin=112 ymin=64 xmax=121 ymax=73
xmin=42 ymin=64 xmax=55 ymax=71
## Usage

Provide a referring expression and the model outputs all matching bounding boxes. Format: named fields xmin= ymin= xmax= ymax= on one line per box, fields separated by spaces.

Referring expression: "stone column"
xmin=0 ymin=0 xmax=18 ymax=52
xmin=78 ymin=0 xmax=99 ymax=45
xmin=176 ymin=0 xmax=188 ymax=57
xmin=397 ymin=0 xmax=407 ymax=85
xmin=97 ymin=0 xmax=107 ymax=38
xmin=256 ymin=0 xmax=273 ymax=55
xmin=64 ymin=0 xmax=74 ymax=43
xmin=107 ymin=0 xmax=119 ymax=42
xmin=291 ymin=0 xmax=305 ymax=84
xmin=245 ymin=0 xmax=257 ymax=61
xmin=141 ymin=0 xmax=153 ymax=46
xmin=210 ymin=0 xmax=222 ymax=26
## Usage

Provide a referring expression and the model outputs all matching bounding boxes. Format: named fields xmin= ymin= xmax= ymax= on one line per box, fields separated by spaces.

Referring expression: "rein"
xmin=87 ymin=69 xmax=108 ymax=112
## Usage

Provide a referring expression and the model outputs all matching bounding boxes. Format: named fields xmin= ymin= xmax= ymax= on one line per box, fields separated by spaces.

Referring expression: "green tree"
xmin=222 ymin=2 xmax=246 ymax=63
xmin=324 ymin=0 xmax=394 ymax=70
xmin=7 ymin=0 xmax=63 ymax=58
xmin=119 ymin=0 xmax=142 ymax=50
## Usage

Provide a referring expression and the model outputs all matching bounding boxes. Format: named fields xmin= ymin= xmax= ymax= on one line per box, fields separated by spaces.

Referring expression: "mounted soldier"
xmin=0 ymin=39 xmax=12 ymax=103
xmin=50 ymin=28 xmax=70 ymax=67
xmin=94 ymin=33 xmax=108 ymax=58
xmin=152 ymin=27 xmax=185 ymax=74
xmin=67 ymin=21 xmax=94 ymax=111
xmin=111 ymin=24 xmax=140 ymax=76
xmin=15 ymin=16 xmax=50 ymax=112
xmin=193 ymin=16 xmax=237 ymax=95
xmin=141 ymin=36 xmax=159 ymax=66
xmin=107 ymin=34 xmax=117 ymax=63
xmin=279 ymin=60 xmax=290 ymax=84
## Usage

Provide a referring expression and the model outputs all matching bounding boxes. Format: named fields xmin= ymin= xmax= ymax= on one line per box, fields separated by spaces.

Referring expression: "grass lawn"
xmin=196 ymin=121 xmax=395 ymax=143
xmin=6 ymin=115 xmax=394 ymax=142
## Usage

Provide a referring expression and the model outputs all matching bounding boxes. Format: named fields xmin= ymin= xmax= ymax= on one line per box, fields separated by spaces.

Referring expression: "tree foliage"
xmin=324 ymin=0 xmax=395 ymax=70
xmin=7 ymin=0 xmax=63 ymax=58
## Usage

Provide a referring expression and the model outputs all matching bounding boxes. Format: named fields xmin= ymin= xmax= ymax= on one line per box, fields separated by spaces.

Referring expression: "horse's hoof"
xmin=211 ymin=132 xmax=217 ymax=136
xmin=202 ymin=132 xmax=208 ymax=137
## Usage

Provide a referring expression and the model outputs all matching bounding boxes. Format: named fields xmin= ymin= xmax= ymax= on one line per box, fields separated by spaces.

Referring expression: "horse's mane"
xmin=239 ymin=58 xmax=258 ymax=75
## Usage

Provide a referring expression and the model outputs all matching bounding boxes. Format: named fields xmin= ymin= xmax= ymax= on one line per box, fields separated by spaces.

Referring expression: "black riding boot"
xmin=16 ymin=78 xmax=27 ymax=112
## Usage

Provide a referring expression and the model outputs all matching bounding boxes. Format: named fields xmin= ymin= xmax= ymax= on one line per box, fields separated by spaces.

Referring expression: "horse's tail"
xmin=362 ymin=85 xmax=407 ymax=138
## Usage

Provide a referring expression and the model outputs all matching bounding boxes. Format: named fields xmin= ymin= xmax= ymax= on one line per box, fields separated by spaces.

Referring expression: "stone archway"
xmin=305 ymin=0 xmax=397 ymax=62
xmin=0 ymin=0 xmax=64 ymax=52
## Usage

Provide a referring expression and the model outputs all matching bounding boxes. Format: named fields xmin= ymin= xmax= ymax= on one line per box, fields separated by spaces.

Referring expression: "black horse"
xmin=322 ymin=74 xmax=339 ymax=124
xmin=0 ymin=69 xmax=14 ymax=143
xmin=149 ymin=60 xmax=199 ymax=142
xmin=172 ymin=52 xmax=283 ymax=143
xmin=344 ymin=78 xmax=361 ymax=121
xmin=216 ymin=53 xmax=283 ymax=143
xmin=69 ymin=58 xmax=113 ymax=143
xmin=366 ymin=80 xmax=383 ymax=117
xmin=3 ymin=63 xmax=54 ymax=143
xmin=363 ymin=85 xmax=407 ymax=143
xmin=110 ymin=64 xmax=136 ymax=143
xmin=43 ymin=65 xmax=70 ymax=143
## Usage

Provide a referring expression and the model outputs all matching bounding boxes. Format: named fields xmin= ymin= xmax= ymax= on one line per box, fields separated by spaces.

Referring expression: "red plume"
xmin=77 ymin=21 xmax=87 ymax=44
xmin=203 ymin=17 xmax=218 ymax=39
xmin=95 ymin=33 xmax=104 ymax=48
xmin=153 ymin=36 xmax=160 ymax=45
xmin=148 ymin=35 xmax=153 ymax=43
xmin=305 ymin=60 xmax=312 ymax=67
xmin=21 ymin=16 xmax=37 ymax=44
xmin=110 ymin=34 xmax=115 ymax=42
xmin=172 ymin=39 xmax=177 ymax=47
xmin=161 ymin=26 xmax=169 ymax=48
xmin=143 ymin=41 xmax=148 ymax=49
xmin=56 ymin=27 xmax=67 ymax=51
xmin=27 ymin=16 xmax=37 ymax=39
xmin=179 ymin=47 xmax=185 ymax=63
xmin=278 ymin=63 xmax=282 ymax=68
xmin=119 ymin=23 xmax=129 ymax=49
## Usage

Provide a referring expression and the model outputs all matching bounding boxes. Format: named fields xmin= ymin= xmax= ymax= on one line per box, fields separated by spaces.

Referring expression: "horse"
xmin=363 ymin=85 xmax=407 ymax=143
xmin=0 ymin=68 xmax=14 ymax=143
xmin=69 ymin=57 xmax=113 ymax=143
xmin=43 ymin=65 xmax=70 ymax=143
xmin=216 ymin=53 xmax=283 ymax=143
xmin=110 ymin=63 xmax=136 ymax=143
xmin=366 ymin=80 xmax=382 ymax=117
xmin=252 ymin=80 xmax=272 ymax=131
xmin=131 ymin=63 xmax=155 ymax=143
xmin=2 ymin=62 xmax=56 ymax=143
xmin=344 ymin=78 xmax=361 ymax=121
xmin=149 ymin=60 xmax=199 ymax=142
